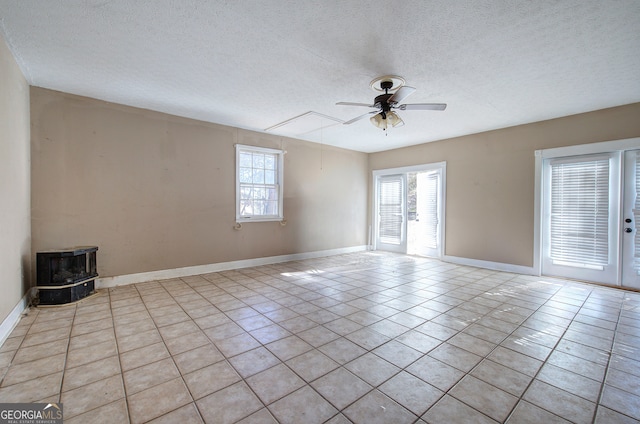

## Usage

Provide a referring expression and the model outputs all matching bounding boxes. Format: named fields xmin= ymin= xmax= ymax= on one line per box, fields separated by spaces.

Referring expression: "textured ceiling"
xmin=1 ymin=1 xmax=639 ymax=153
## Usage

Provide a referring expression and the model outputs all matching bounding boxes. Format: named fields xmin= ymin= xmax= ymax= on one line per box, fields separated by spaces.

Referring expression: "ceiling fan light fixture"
xmin=387 ymin=111 xmax=404 ymax=127
xmin=370 ymin=112 xmax=387 ymax=130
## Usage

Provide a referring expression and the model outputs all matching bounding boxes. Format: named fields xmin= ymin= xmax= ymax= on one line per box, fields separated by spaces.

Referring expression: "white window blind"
xmin=236 ymin=145 xmax=283 ymax=222
xmin=549 ymin=156 xmax=610 ymax=269
xmin=379 ymin=175 xmax=403 ymax=244
xmin=634 ymin=151 xmax=640 ymax=274
xmin=422 ymin=172 xmax=440 ymax=249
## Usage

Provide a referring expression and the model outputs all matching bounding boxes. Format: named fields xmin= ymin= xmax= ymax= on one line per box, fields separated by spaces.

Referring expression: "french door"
xmin=541 ymin=149 xmax=640 ymax=288
xmin=374 ymin=163 xmax=445 ymax=257
xmin=622 ymin=150 xmax=640 ymax=288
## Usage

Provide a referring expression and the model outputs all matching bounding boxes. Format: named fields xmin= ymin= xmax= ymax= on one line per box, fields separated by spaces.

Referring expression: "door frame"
xmin=534 ymin=137 xmax=640 ymax=285
xmin=372 ymin=162 xmax=446 ymax=255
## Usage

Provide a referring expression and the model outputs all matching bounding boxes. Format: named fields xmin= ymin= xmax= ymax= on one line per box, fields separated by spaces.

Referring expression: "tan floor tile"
xmin=343 ymin=389 xmax=417 ymax=424
xmin=228 ymin=346 xmax=281 ymax=378
xmin=194 ymin=312 xmax=232 ymax=329
xmin=157 ymin=319 xmax=200 ymax=340
xmin=0 ymin=371 xmax=63 ymax=403
xmin=407 ymin=355 xmax=465 ymax=392
xmin=120 ymin=342 xmax=170 ymax=371
xmin=450 ymin=375 xmax=519 ymax=422
xmin=249 ymin=323 xmax=292 ymax=344
xmin=63 ymin=355 xmax=121 ymax=391
xmin=537 ymin=363 xmax=602 ymax=402
xmin=215 ymin=332 xmax=261 ymax=357
xmin=297 ymin=325 xmax=340 ymax=347
xmin=285 ymin=349 xmax=340 ymax=382
xmin=266 ymin=335 xmax=314 ymax=361
xmin=113 ymin=310 xmax=151 ymax=326
xmin=111 ymin=302 xmax=147 ymax=317
xmin=317 ymin=337 xmax=366 ymax=365
xmin=594 ymin=405 xmax=640 ymax=424
xmin=114 ymin=319 xmax=157 ymax=338
xmin=173 ymin=343 xmax=224 ymax=374
xmin=61 ymin=374 xmax=125 ymax=419
xmin=236 ymin=408 xmax=278 ymax=424
xmin=422 ymin=394 xmax=498 ymax=424
xmin=344 ymin=352 xmax=400 ymax=386
xmin=505 ymin=401 xmax=572 ymax=424
xmin=204 ymin=321 xmax=245 ymax=342
xmin=1 ymin=352 xmax=66 ymax=386
xmin=116 ymin=328 xmax=163 ymax=353
xmin=488 ymin=345 xmax=544 ymax=377
xmin=183 ymin=361 xmax=241 ymax=400
xmin=123 ymin=356 xmax=180 ymax=395
xmin=524 ymin=380 xmax=596 ymax=424
xmin=152 ymin=310 xmax=191 ymax=327
xmin=28 ymin=317 xmax=73 ymax=334
xmin=428 ymin=342 xmax=483 ymax=373
xmin=147 ymin=402 xmax=203 ymax=424
xmin=600 ymin=384 xmax=640 ymax=421
xmin=606 ymin=367 xmax=640 ymax=396
xmin=471 ymin=359 xmax=532 ymax=397
xmin=380 ymin=371 xmax=443 ymax=416
xmin=312 ymin=367 xmax=372 ymax=410
xmin=163 ymin=331 xmax=211 ymax=356
xmin=68 ymin=327 xmax=115 ymax=351
xmin=268 ymin=386 xmax=338 ymax=424
xmin=11 ymin=338 xmax=68 ymax=364
xmin=64 ymin=398 xmax=130 ymax=424
xmin=70 ymin=317 xmax=114 ymax=337
xmin=247 ymin=363 xmax=305 ymax=404
xmin=20 ymin=326 xmax=71 ymax=348
xmin=547 ymin=350 xmax=607 ymax=381
xmin=372 ymin=340 xmax=422 ymax=368
xmin=0 ymin=335 xmax=24 ymax=353
xmin=128 ymin=377 xmax=193 ymax=424
xmin=395 ymin=329 xmax=441 ymax=353
xmin=196 ymin=381 xmax=263 ymax=424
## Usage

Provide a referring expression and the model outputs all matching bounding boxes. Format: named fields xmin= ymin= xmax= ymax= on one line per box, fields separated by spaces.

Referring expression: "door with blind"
xmin=409 ymin=170 xmax=442 ymax=257
xmin=622 ymin=150 xmax=640 ymax=289
xmin=376 ymin=174 xmax=407 ymax=253
xmin=541 ymin=153 xmax=622 ymax=285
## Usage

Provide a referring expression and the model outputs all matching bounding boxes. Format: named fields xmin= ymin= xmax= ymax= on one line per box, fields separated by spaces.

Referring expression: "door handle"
xmin=626 ymin=228 xmax=633 ymax=233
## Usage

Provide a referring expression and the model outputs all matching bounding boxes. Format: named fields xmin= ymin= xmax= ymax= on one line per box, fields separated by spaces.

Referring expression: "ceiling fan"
xmin=337 ymin=75 xmax=447 ymax=131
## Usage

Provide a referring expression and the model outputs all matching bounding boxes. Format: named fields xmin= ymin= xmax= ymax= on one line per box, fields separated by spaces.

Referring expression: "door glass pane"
xmin=379 ymin=175 xmax=403 ymax=244
xmin=420 ymin=172 xmax=440 ymax=250
xmin=549 ymin=158 xmax=609 ymax=269
xmin=634 ymin=152 xmax=640 ymax=274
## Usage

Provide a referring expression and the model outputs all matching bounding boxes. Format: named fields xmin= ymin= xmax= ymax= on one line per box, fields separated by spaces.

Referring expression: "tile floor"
xmin=1 ymin=251 xmax=640 ymax=423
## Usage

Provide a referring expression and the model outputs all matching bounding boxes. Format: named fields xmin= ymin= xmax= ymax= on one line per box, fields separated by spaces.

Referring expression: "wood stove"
xmin=36 ymin=246 xmax=98 ymax=305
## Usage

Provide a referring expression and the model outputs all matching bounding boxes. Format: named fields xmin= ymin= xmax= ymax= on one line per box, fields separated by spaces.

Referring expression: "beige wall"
xmin=370 ymin=103 xmax=640 ymax=267
xmin=0 ymin=37 xmax=31 ymax=325
xmin=30 ymin=88 xmax=368 ymax=278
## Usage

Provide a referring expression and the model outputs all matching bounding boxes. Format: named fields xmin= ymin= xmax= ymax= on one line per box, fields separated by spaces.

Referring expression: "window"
xmin=235 ymin=144 xmax=284 ymax=222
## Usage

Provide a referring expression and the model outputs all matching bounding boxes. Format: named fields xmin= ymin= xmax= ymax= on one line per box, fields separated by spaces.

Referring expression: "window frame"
xmin=235 ymin=144 xmax=284 ymax=223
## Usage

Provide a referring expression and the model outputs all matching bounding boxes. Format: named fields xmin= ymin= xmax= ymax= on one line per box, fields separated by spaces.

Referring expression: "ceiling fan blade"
xmin=336 ymin=102 xmax=375 ymax=108
xmin=343 ymin=111 xmax=376 ymax=125
xmin=399 ymin=103 xmax=447 ymax=111
xmin=388 ymin=86 xmax=416 ymax=104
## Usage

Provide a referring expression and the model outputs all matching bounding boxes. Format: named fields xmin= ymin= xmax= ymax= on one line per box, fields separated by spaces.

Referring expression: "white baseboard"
xmin=97 ymin=245 xmax=368 ymax=289
xmin=442 ymin=255 xmax=537 ymax=276
xmin=0 ymin=290 xmax=32 ymax=347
